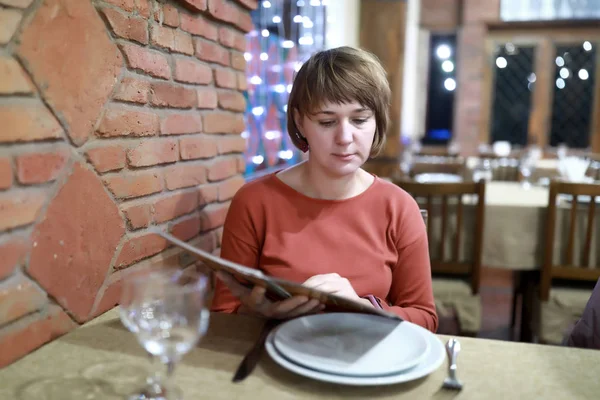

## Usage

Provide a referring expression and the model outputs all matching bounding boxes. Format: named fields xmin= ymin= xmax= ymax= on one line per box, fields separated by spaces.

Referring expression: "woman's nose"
xmin=335 ymin=121 xmax=353 ymax=144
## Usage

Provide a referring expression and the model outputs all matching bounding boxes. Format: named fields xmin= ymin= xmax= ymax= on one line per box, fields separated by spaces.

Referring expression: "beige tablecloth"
xmin=1 ymin=309 xmax=600 ymax=399
xmin=424 ymin=182 xmax=600 ymax=271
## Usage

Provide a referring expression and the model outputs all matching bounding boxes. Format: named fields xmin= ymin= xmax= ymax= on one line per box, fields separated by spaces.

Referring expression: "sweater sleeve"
xmin=210 ymin=187 xmax=262 ymax=313
xmin=381 ymin=197 xmax=438 ymax=332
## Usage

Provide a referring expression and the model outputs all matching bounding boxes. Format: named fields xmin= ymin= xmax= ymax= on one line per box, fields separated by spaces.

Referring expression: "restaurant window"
xmin=549 ymin=42 xmax=597 ymax=148
xmin=242 ymin=0 xmax=327 ymax=178
xmin=482 ymin=29 xmax=600 ymax=152
xmin=422 ymin=33 xmax=457 ymax=146
xmin=489 ymin=43 xmax=535 ymax=146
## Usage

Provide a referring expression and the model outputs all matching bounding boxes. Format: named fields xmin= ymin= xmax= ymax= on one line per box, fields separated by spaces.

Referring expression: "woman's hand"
xmin=302 ymin=273 xmax=372 ymax=307
xmin=216 ymin=272 xmax=324 ymax=319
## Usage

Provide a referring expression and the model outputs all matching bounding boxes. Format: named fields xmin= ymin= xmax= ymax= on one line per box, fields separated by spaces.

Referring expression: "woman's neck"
xmin=298 ymin=160 xmax=372 ymax=200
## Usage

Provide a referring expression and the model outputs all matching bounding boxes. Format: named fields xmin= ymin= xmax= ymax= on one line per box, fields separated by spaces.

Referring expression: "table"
xmin=1 ymin=309 xmax=599 ymax=399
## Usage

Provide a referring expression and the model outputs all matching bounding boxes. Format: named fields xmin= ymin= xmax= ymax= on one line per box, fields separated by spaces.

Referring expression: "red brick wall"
xmin=0 ymin=0 xmax=255 ymax=367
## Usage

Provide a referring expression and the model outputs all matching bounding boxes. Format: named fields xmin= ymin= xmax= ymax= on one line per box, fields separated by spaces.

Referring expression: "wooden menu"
xmin=151 ymin=228 xmax=402 ymax=321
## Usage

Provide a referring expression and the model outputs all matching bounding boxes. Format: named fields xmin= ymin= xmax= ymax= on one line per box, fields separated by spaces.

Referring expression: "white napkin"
xmin=558 ymin=156 xmax=590 ymax=182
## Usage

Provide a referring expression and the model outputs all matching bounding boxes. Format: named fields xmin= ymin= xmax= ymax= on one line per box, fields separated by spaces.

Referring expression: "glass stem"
xmin=147 ymin=353 xmax=162 ymax=386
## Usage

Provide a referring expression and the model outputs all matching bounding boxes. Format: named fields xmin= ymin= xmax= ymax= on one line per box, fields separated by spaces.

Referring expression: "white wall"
xmin=324 ymin=0 xmax=360 ymax=49
xmin=401 ymin=0 xmax=422 ymax=142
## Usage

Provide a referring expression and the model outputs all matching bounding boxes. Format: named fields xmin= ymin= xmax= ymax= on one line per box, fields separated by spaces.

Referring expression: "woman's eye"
xmin=353 ymin=119 xmax=367 ymax=125
xmin=318 ymin=121 xmax=335 ymax=127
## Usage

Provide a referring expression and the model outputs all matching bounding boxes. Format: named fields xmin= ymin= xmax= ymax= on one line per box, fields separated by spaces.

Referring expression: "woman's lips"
xmin=332 ymin=153 xmax=355 ymax=161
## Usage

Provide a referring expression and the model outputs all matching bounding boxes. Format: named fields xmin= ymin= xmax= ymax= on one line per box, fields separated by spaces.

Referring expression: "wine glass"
xmin=519 ymin=152 xmax=536 ymax=189
xmin=123 ymin=268 xmax=209 ymax=400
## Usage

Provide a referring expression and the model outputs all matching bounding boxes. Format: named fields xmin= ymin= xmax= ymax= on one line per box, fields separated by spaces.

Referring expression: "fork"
xmin=442 ymin=338 xmax=463 ymax=390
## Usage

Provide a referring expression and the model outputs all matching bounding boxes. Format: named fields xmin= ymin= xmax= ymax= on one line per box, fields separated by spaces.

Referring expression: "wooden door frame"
xmin=480 ymin=25 xmax=600 ymax=152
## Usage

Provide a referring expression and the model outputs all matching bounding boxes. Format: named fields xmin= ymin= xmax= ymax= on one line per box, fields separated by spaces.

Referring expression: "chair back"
xmin=396 ymin=180 xmax=486 ymax=294
xmin=541 ymin=181 xmax=600 ymax=301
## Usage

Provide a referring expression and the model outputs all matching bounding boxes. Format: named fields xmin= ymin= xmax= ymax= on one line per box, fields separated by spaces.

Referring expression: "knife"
xmin=232 ymin=319 xmax=281 ymax=383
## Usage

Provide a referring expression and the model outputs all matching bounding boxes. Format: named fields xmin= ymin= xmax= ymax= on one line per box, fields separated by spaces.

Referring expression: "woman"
xmin=211 ymin=46 xmax=437 ymax=332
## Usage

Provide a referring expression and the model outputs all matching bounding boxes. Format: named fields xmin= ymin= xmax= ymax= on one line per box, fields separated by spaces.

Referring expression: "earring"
xmin=296 ymin=131 xmax=309 ymax=153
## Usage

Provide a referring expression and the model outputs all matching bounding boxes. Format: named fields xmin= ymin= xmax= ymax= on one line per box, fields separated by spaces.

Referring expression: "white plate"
xmin=266 ymin=321 xmax=445 ymax=386
xmin=414 ymin=173 xmax=463 ymax=183
xmin=271 ymin=313 xmax=430 ymax=377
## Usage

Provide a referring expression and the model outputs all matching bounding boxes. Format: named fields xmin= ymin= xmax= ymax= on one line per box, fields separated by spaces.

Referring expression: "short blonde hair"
xmin=287 ymin=46 xmax=390 ymax=156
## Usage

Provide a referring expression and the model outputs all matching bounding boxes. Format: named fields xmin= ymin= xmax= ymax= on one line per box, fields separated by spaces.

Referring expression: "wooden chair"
xmin=535 ymin=181 xmax=600 ymax=344
xmin=396 ymin=181 xmax=486 ymax=335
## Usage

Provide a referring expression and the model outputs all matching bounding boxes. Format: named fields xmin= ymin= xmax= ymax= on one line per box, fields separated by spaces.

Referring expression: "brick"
xmin=0 ymin=0 xmax=34 ymax=8
xmin=218 ymin=90 xmax=246 ymax=111
xmin=170 ymin=213 xmax=201 ymax=241
xmin=198 ymin=183 xmax=218 ymax=205
xmin=0 ymin=56 xmax=34 ymax=94
xmin=103 ymin=170 xmax=163 ymax=199
xmin=0 ymin=236 xmax=29 ymax=279
xmin=0 ymin=275 xmax=47 ymax=327
xmin=174 ymin=30 xmax=194 ymax=55
xmin=114 ymin=76 xmax=150 ymax=104
xmin=218 ymin=175 xmax=245 ymax=201
xmin=214 ymin=68 xmax=237 ymax=89
xmin=135 ymin=0 xmax=150 ymax=17
xmin=26 ymin=161 xmax=126 ymax=322
xmin=119 ymin=43 xmax=171 ymax=79
xmin=203 ymin=112 xmax=245 ymax=134
xmin=197 ymin=88 xmax=218 ymax=109
xmin=161 ymin=113 xmax=203 ymax=135
xmin=234 ymin=0 xmax=258 ymax=10
xmin=179 ymin=13 xmax=217 ymax=40
xmin=179 ymin=0 xmax=207 ymax=12
xmin=100 ymin=7 xmax=148 ymax=45
xmin=16 ymin=149 xmax=70 ymax=185
xmin=115 ymin=233 xmax=169 ymax=269
xmin=0 ymin=305 xmax=76 ymax=368
xmin=149 ymin=24 xmax=193 ymax=55
xmin=97 ymin=107 xmax=160 ymax=137
xmin=0 ymin=8 xmax=21 ymax=45
xmin=0 ymin=102 xmax=63 ymax=143
xmin=85 ymin=145 xmax=127 ymax=173
xmin=195 ymin=38 xmax=229 ymax=65
xmin=102 ymin=0 xmax=150 ymax=16
xmin=0 ymin=190 xmax=45 ymax=230
xmin=164 ymin=163 xmax=207 ymax=190
xmin=200 ymin=202 xmax=229 ymax=231
xmin=154 ymin=190 xmax=198 ymax=223
xmin=150 ymin=82 xmax=197 ymax=108
xmin=230 ymin=51 xmax=246 ymax=71
xmin=0 ymin=157 xmax=12 ymax=190
xmin=207 ymin=0 xmax=236 ymax=25
xmin=121 ymin=202 xmax=153 ymax=229
xmin=127 ymin=138 xmax=179 ymax=167
xmin=236 ymin=154 xmax=245 ymax=173
xmin=208 ymin=157 xmax=238 ymax=181
xmin=162 ymin=3 xmax=179 ymax=27
xmin=217 ymin=134 xmax=246 ymax=154
xmin=237 ymin=71 xmax=247 ymax=91
xmin=150 ymin=24 xmax=174 ymax=49
xmin=235 ymin=9 xmax=253 ymax=33
xmin=174 ymin=57 xmax=212 ymax=84
xmin=180 ymin=136 xmax=218 ymax=160
xmin=219 ymin=27 xmax=246 ymax=51
xmin=18 ymin=0 xmax=123 ymax=146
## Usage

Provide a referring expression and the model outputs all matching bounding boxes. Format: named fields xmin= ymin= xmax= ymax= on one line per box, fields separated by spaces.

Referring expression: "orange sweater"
xmin=211 ymin=173 xmax=438 ymax=332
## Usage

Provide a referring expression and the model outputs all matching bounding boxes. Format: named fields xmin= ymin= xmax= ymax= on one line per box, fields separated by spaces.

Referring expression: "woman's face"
xmin=294 ymin=101 xmax=376 ymax=178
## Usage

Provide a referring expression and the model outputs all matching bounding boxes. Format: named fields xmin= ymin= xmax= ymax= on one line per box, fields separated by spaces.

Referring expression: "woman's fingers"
xmin=302 ymin=273 xmax=340 ymax=287
xmin=216 ymin=272 xmax=252 ymax=298
xmin=282 ymin=299 xmax=325 ymax=319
